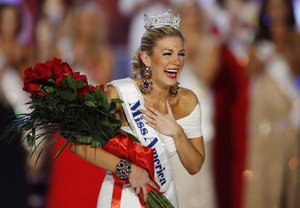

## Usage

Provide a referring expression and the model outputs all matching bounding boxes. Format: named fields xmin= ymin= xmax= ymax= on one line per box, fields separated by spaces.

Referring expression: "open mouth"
xmin=164 ymin=69 xmax=178 ymax=79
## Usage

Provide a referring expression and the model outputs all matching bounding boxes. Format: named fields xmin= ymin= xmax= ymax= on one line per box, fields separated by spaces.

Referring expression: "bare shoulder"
xmin=105 ymin=84 xmax=119 ymax=99
xmin=105 ymin=85 xmax=123 ymax=112
xmin=172 ymin=87 xmax=199 ymax=119
xmin=178 ymin=87 xmax=199 ymax=107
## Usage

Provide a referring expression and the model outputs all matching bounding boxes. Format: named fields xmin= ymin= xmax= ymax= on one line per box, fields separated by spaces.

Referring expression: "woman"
xmin=0 ymin=3 xmax=31 ymax=207
xmin=55 ymin=1 xmax=114 ymax=85
xmin=71 ymin=10 xmax=205 ymax=207
xmin=244 ymin=0 xmax=300 ymax=207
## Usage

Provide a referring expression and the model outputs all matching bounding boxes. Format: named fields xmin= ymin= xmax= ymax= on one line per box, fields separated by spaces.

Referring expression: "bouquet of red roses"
xmin=3 ymin=58 xmax=173 ymax=208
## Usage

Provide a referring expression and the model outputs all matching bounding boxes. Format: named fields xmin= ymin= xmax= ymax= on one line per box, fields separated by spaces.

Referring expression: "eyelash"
xmin=163 ymin=53 xmax=185 ymax=56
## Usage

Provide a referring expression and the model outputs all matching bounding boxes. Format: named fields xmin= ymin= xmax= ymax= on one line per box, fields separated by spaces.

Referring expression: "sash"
xmin=107 ymin=78 xmax=173 ymax=192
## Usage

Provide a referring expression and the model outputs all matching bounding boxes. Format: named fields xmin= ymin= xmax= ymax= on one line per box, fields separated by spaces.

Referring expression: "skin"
xmin=70 ymin=36 xmax=205 ymax=202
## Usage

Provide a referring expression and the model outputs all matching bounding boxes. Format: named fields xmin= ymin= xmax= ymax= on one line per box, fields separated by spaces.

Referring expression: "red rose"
xmin=51 ymin=62 xmax=74 ymax=87
xmin=32 ymin=63 xmax=52 ymax=81
xmin=99 ymin=84 xmax=105 ymax=92
xmin=23 ymin=82 xmax=41 ymax=93
xmin=23 ymin=67 xmax=34 ymax=83
xmin=61 ymin=62 xmax=74 ymax=76
xmin=45 ymin=57 xmax=62 ymax=69
xmin=51 ymin=65 xmax=64 ymax=80
xmin=55 ymin=76 xmax=64 ymax=87
xmin=36 ymin=92 xmax=46 ymax=96
xmin=76 ymin=85 xmax=90 ymax=96
xmin=90 ymin=84 xmax=105 ymax=92
xmin=73 ymin=72 xmax=88 ymax=84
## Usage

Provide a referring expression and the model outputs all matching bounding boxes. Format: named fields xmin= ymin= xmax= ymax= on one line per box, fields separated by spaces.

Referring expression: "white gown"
xmin=97 ymin=79 xmax=202 ymax=208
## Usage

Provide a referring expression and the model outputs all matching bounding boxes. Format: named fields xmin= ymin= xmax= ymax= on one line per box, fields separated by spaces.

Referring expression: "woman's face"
xmin=145 ymin=36 xmax=185 ymax=88
xmin=266 ymin=0 xmax=289 ymax=24
xmin=76 ymin=11 xmax=99 ymax=40
xmin=0 ymin=6 xmax=19 ymax=38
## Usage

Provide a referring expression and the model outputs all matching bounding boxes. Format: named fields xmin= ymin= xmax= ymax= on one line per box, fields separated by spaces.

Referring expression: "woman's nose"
xmin=172 ymin=55 xmax=181 ymax=65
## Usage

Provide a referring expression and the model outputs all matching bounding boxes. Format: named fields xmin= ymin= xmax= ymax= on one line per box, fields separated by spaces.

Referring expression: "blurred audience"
xmin=211 ymin=1 xmax=258 ymax=208
xmin=244 ymin=0 xmax=300 ymax=207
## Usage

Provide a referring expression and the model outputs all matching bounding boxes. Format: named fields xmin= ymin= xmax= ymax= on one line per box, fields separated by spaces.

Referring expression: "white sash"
xmin=107 ymin=78 xmax=173 ymax=193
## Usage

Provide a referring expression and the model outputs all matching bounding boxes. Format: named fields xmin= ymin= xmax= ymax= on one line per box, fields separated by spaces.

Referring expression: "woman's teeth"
xmin=164 ymin=69 xmax=178 ymax=79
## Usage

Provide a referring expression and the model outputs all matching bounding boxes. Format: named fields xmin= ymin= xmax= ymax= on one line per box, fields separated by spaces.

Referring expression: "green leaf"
xmin=84 ymin=93 xmax=94 ymax=102
xmin=60 ymin=78 xmax=68 ymax=89
xmin=75 ymin=135 xmax=93 ymax=144
xmin=75 ymin=80 xmax=86 ymax=88
xmin=26 ymin=134 xmax=35 ymax=147
xmin=91 ymin=139 xmax=101 ymax=147
xmin=60 ymin=91 xmax=77 ymax=101
xmin=66 ymin=76 xmax=77 ymax=90
xmin=84 ymin=101 xmax=96 ymax=107
xmin=45 ymin=86 xmax=56 ymax=93
xmin=109 ymin=102 xmax=116 ymax=111
xmin=94 ymin=89 xmax=107 ymax=102
xmin=111 ymin=98 xmax=123 ymax=104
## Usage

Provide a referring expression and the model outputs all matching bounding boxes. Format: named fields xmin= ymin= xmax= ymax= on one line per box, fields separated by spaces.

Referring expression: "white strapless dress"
xmin=96 ymin=103 xmax=202 ymax=208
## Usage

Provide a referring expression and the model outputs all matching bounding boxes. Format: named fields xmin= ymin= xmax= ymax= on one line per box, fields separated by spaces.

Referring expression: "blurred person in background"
xmin=127 ymin=0 xmax=175 ymax=60
xmin=0 ymin=2 xmax=34 ymax=207
xmin=0 ymin=2 xmax=34 ymax=113
xmin=0 ymin=102 xmax=28 ymax=208
xmin=211 ymin=1 xmax=258 ymax=208
xmin=45 ymin=2 xmax=114 ymax=208
xmin=176 ymin=1 xmax=220 ymax=207
xmin=35 ymin=17 xmax=55 ymax=62
xmin=244 ymin=0 xmax=300 ymax=207
xmin=34 ymin=0 xmax=75 ymax=62
xmin=54 ymin=1 xmax=114 ymax=85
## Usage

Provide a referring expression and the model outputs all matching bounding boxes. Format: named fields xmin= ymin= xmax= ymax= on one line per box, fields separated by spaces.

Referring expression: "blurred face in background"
xmin=266 ymin=0 xmax=291 ymax=42
xmin=266 ymin=0 xmax=289 ymax=25
xmin=180 ymin=3 xmax=203 ymax=32
xmin=73 ymin=6 xmax=106 ymax=42
xmin=180 ymin=3 xmax=204 ymax=60
xmin=0 ymin=6 xmax=20 ymax=38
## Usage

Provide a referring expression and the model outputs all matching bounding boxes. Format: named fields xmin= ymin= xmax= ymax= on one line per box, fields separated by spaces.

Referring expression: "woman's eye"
xmin=179 ymin=53 xmax=185 ymax=56
xmin=163 ymin=53 xmax=172 ymax=56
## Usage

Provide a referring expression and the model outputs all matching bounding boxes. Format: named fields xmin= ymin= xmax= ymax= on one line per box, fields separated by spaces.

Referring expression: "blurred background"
xmin=0 ymin=0 xmax=300 ymax=207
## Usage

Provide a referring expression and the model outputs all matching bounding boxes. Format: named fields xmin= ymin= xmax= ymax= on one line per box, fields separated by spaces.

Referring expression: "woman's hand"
xmin=141 ymin=100 xmax=183 ymax=137
xmin=129 ymin=164 xmax=158 ymax=202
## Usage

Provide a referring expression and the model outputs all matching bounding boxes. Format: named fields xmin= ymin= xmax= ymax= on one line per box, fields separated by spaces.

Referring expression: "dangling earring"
xmin=170 ymin=81 xmax=180 ymax=96
xmin=139 ymin=66 xmax=152 ymax=94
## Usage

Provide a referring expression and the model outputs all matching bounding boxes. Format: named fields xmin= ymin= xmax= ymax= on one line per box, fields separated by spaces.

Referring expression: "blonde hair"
xmin=132 ymin=26 xmax=184 ymax=78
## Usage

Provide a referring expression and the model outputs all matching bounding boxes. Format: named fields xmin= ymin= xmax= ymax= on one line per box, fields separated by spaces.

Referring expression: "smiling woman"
xmin=71 ymin=10 xmax=205 ymax=208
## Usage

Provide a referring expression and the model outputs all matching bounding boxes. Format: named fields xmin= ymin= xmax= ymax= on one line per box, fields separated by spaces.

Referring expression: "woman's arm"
xmin=141 ymin=91 xmax=205 ymax=175
xmin=69 ymin=85 xmax=157 ymax=201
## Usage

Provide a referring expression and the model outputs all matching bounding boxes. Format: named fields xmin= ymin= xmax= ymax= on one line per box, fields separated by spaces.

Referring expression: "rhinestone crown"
xmin=144 ymin=9 xmax=180 ymax=30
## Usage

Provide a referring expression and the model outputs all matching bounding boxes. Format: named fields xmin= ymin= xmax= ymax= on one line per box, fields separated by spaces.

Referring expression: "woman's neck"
xmin=144 ymin=82 xmax=170 ymax=111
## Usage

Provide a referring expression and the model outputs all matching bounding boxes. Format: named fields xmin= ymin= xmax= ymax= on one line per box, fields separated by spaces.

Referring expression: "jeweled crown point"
xmin=144 ymin=9 xmax=180 ymax=30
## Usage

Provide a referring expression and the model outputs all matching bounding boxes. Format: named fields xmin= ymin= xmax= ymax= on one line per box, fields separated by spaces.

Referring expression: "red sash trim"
xmin=103 ymin=134 xmax=159 ymax=207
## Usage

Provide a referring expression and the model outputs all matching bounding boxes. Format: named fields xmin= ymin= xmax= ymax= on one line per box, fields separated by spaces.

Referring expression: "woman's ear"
xmin=140 ymin=51 xmax=151 ymax=67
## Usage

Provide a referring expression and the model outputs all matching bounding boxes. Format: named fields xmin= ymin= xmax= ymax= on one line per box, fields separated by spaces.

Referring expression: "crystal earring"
xmin=170 ymin=81 xmax=180 ymax=96
xmin=139 ymin=66 xmax=153 ymax=94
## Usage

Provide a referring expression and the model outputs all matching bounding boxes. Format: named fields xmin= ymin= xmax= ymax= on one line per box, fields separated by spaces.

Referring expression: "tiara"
xmin=144 ymin=9 xmax=180 ymax=30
